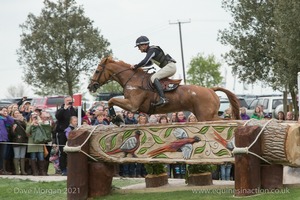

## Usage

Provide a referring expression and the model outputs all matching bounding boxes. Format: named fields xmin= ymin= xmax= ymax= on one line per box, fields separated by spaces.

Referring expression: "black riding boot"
xmin=153 ymin=78 xmax=168 ymax=106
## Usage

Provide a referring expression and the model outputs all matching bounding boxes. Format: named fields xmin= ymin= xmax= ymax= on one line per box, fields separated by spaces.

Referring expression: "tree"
xmin=17 ymin=0 xmax=111 ymax=96
xmin=218 ymin=0 xmax=300 ymax=116
xmin=6 ymin=84 xmax=28 ymax=98
xmin=186 ymin=53 xmax=222 ymax=87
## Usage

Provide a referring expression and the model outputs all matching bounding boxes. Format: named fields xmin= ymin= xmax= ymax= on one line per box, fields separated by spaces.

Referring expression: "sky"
xmin=0 ymin=0 xmax=277 ymax=100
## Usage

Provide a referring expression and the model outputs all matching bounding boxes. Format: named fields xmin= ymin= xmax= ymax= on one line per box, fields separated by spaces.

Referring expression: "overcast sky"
xmin=0 ymin=0 xmax=275 ymax=99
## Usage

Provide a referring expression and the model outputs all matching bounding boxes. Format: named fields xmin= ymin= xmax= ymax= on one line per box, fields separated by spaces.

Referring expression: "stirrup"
xmin=154 ymin=97 xmax=168 ymax=106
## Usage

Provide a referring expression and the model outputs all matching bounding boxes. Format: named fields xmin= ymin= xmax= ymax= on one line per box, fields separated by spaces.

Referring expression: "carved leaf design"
xmin=152 ymin=134 xmax=165 ymax=144
xmin=149 ymin=127 xmax=160 ymax=132
xmin=137 ymin=147 xmax=149 ymax=155
xmin=215 ymin=149 xmax=230 ymax=156
xmin=100 ymin=137 xmax=106 ymax=151
xmin=110 ymin=134 xmax=117 ymax=150
xmin=194 ymin=144 xmax=206 ymax=154
xmin=141 ymin=133 xmax=147 ymax=145
xmin=227 ymin=127 xmax=235 ymax=140
xmin=164 ymin=128 xmax=173 ymax=138
xmin=199 ymin=126 xmax=209 ymax=134
xmin=153 ymin=153 xmax=168 ymax=158
xmin=122 ymin=130 xmax=133 ymax=141
xmin=213 ymin=126 xmax=226 ymax=133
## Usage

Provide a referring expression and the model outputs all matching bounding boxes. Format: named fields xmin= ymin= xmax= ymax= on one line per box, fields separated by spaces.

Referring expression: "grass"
xmin=0 ymin=177 xmax=299 ymax=200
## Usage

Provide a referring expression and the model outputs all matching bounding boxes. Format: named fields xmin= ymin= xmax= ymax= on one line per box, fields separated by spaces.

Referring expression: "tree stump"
xmin=145 ymin=173 xmax=168 ymax=188
xmin=187 ymin=172 xmax=212 ymax=186
xmin=88 ymin=162 xmax=115 ymax=198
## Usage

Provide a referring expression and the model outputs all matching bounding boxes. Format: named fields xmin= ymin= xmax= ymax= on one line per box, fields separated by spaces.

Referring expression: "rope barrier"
xmin=63 ymin=125 xmax=100 ymax=161
xmin=231 ymin=119 xmax=275 ymax=164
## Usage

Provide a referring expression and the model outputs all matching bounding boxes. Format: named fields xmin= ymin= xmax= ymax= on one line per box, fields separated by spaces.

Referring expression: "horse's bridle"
xmin=91 ymin=64 xmax=106 ymax=86
xmin=91 ymin=63 xmax=137 ymax=87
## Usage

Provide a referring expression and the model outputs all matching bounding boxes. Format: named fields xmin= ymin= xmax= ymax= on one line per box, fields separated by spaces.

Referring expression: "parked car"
xmin=31 ymin=96 xmax=65 ymax=110
xmin=246 ymin=96 xmax=292 ymax=118
xmin=0 ymin=100 xmax=13 ymax=107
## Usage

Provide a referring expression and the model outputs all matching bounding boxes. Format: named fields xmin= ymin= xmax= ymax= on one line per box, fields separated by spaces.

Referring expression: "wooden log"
xmin=261 ymin=164 xmax=283 ymax=189
xmin=66 ymin=130 xmax=90 ymax=200
xmin=245 ymin=120 xmax=300 ymax=166
xmin=88 ymin=162 xmax=115 ymax=197
xmin=145 ymin=173 xmax=168 ymax=188
xmin=234 ymin=126 xmax=261 ymax=196
xmin=187 ymin=172 xmax=212 ymax=186
xmin=87 ymin=122 xmax=238 ymax=164
xmin=76 ymin=120 xmax=300 ymax=166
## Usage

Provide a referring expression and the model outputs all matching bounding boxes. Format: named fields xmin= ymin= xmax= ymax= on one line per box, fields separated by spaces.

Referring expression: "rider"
xmin=130 ymin=36 xmax=177 ymax=106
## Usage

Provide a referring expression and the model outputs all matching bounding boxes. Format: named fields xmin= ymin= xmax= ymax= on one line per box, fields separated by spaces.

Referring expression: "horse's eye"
xmin=95 ymin=70 xmax=100 ymax=74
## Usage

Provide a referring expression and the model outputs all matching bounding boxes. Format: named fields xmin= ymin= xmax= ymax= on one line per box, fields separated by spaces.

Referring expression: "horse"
xmin=88 ymin=57 xmax=241 ymax=121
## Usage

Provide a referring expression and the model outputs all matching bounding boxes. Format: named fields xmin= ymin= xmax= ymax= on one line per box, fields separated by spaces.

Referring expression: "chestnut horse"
xmin=88 ymin=57 xmax=240 ymax=121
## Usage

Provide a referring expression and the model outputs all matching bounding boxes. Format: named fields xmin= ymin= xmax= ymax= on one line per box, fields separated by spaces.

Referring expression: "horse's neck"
xmin=110 ymin=65 xmax=145 ymax=87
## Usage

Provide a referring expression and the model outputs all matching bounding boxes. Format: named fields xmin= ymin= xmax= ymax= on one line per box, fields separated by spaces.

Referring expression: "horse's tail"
xmin=211 ymin=87 xmax=241 ymax=120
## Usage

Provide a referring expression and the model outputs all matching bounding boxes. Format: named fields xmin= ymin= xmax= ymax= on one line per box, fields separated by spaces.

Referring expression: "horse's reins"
xmin=92 ymin=63 xmax=137 ymax=88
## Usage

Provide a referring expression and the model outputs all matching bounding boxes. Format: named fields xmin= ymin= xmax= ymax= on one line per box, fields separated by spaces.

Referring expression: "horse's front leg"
xmin=108 ymin=97 xmax=140 ymax=114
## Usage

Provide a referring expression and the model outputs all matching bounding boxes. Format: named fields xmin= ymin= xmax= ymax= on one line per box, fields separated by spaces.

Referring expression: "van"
xmin=31 ymin=96 xmax=65 ymax=110
xmin=246 ymin=96 xmax=292 ymax=118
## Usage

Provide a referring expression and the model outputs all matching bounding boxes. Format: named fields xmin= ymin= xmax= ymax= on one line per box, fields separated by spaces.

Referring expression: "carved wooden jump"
xmin=64 ymin=119 xmax=300 ymax=199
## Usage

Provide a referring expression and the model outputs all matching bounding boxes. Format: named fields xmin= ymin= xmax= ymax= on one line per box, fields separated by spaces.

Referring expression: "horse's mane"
xmin=100 ymin=56 xmax=133 ymax=68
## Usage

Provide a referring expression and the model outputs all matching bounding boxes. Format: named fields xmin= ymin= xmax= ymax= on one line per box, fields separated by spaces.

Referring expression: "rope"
xmin=63 ymin=125 xmax=100 ymax=161
xmin=232 ymin=119 xmax=275 ymax=164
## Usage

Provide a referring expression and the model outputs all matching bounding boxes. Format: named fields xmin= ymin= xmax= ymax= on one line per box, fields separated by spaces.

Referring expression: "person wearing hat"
xmin=130 ymin=36 xmax=177 ymax=106
xmin=19 ymin=101 xmax=32 ymax=122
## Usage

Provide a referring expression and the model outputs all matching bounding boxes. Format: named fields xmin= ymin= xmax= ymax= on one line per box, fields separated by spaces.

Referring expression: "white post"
xmin=73 ymin=93 xmax=82 ymax=127
xmin=298 ymin=72 xmax=300 ymax=119
xmin=77 ymin=105 xmax=82 ymax=127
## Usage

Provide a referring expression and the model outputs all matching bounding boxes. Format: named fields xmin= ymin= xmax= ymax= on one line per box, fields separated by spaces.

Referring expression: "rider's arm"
xmin=134 ymin=48 xmax=156 ymax=68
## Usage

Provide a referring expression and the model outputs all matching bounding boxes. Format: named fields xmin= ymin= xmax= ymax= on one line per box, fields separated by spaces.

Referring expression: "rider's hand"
xmin=130 ymin=65 xmax=136 ymax=70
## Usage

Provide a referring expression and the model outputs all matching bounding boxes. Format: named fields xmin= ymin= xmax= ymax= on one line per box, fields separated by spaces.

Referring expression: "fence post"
xmin=66 ymin=130 xmax=90 ymax=200
xmin=234 ymin=126 xmax=262 ymax=196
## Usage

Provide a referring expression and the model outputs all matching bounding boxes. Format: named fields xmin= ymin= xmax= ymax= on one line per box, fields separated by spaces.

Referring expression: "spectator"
xmin=187 ymin=113 xmax=198 ymax=122
xmin=55 ymin=96 xmax=85 ymax=176
xmin=148 ymin=114 xmax=158 ymax=124
xmin=170 ymin=112 xmax=178 ymax=123
xmin=177 ymin=111 xmax=187 ymax=122
xmin=136 ymin=113 xmax=148 ymax=177
xmin=158 ymin=115 xmax=169 ymax=124
xmin=19 ymin=101 xmax=32 ymax=122
xmin=240 ymin=107 xmax=250 ymax=120
xmin=251 ymin=106 xmax=263 ymax=120
xmin=93 ymin=111 xmax=108 ymax=126
xmin=122 ymin=111 xmax=137 ymax=177
xmin=286 ymin=111 xmax=294 ymax=121
xmin=41 ymin=111 xmax=55 ymax=175
xmin=10 ymin=110 xmax=28 ymax=175
xmin=220 ymin=162 xmax=232 ymax=181
xmin=277 ymin=111 xmax=285 ymax=120
xmin=49 ymin=144 xmax=60 ymax=174
xmin=26 ymin=112 xmax=46 ymax=176
xmin=65 ymin=116 xmax=78 ymax=139
xmin=0 ymin=107 xmax=14 ymax=175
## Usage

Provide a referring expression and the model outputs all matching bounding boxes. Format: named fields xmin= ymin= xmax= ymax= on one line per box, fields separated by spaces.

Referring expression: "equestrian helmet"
xmin=135 ymin=36 xmax=150 ymax=47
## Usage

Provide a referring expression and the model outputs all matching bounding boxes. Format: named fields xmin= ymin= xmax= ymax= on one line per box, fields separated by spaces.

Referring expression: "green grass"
xmin=0 ymin=178 xmax=299 ymax=200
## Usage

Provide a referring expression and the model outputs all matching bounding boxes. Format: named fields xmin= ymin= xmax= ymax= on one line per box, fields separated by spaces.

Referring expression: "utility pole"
xmin=169 ymin=19 xmax=191 ymax=85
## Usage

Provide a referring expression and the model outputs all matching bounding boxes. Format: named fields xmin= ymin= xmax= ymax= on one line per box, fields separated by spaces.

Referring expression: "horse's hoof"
xmin=112 ymin=115 xmax=124 ymax=126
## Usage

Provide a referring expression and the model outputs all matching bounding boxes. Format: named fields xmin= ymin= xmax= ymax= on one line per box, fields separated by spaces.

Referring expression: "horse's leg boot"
xmin=109 ymin=107 xmax=116 ymax=117
xmin=153 ymin=78 xmax=168 ymax=106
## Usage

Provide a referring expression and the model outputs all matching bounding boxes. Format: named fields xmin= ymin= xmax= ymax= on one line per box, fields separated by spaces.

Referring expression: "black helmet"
xmin=135 ymin=36 xmax=150 ymax=47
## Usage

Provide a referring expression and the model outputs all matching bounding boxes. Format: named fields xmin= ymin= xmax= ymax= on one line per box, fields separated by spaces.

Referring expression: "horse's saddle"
xmin=143 ymin=74 xmax=181 ymax=92
xmin=159 ymin=78 xmax=182 ymax=92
